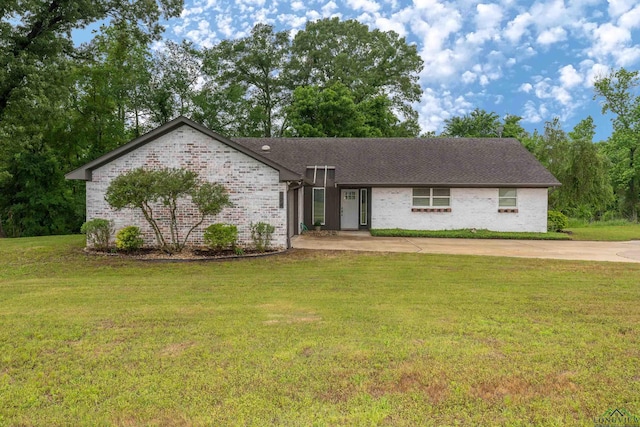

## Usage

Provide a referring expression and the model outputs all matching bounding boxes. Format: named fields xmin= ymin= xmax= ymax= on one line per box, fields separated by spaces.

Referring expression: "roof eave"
xmin=334 ymin=182 xmax=561 ymax=188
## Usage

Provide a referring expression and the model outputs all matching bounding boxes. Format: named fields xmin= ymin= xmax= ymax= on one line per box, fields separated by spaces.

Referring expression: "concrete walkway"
xmin=291 ymin=232 xmax=640 ymax=263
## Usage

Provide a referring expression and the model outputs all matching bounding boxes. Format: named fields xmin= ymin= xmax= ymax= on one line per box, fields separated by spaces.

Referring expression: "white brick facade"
xmin=371 ymin=187 xmax=549 ymax=232
xmin=87 ymin=125 xmax=287 ymax=249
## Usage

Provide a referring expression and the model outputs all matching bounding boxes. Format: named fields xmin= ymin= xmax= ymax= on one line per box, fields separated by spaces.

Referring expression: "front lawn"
xmin=1 ymin=235 xmax=639 ymax=425
xmin=566 ymin=220 xmax=640 ymax=241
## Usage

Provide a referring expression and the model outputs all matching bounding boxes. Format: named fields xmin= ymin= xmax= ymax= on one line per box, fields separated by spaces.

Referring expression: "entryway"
xmin=340 ymin=189 xmax=359 ymax=230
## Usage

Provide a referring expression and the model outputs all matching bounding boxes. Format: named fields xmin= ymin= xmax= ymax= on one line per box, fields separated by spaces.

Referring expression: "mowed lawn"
xmin=1 ymin=236 xmax=639 ymax=426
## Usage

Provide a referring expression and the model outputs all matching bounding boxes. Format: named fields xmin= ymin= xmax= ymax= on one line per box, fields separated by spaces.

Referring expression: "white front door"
xmin=341 ymin=189 xmax=359 ymax=230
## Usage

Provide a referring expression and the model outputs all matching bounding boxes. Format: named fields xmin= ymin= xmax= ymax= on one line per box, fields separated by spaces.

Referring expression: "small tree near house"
xmin=105 ymin=168 xmax=232 ymax=253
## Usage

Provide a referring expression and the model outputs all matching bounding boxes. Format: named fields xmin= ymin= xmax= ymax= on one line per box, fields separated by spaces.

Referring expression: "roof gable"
xmin=65 ymin=116 xmax=302 ymax=182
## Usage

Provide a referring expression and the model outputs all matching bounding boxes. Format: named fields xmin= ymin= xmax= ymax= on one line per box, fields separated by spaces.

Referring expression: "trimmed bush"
xmin=115 ymin=226 xmax=144 ymax=252
xmin=250 ymin=222 xmax=275 ymax=252
xmin=548 ymin=210 xmax=569 ymax=232
xmin=80 ymin=218 xmax=114 ymax=251
xmin=203 ymin=223 xmax=238 ymax=251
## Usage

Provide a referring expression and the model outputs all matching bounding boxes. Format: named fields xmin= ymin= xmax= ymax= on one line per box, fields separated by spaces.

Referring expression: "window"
xmin=412 ymin=188 xmax=450 ymax=207
xmin=313 ymin=188 xmax=325 ymax=225
xmin=360 ymin=189 xmax=368 ymax=225
xmin=499 ymin=188 xmax=517 ymax=207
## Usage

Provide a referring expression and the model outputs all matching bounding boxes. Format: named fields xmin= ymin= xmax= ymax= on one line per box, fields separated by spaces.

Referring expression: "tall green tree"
xmin=0 ymin=0 xmax=182 ymax=121
xmin=285 ymin=83 xmax=370 ymax=137
xmin=553 ymin=117 xmax=613 ymax=218
xmin=286 ymin=83 xmax=420 ymax=137
xmin=523 ymin=117 xmax=613 ymax=218
xmin=203 ymin=24 xmax=291 ymax=137
xmin=70 ymin=21 xmax=153 ymax=160
xmin=146 ymin=41 xmax=201 ymax=126
xmin=286 ymin=17 xmax=423 ymax=119
xmin=442 ymin=109 xmax=526 ymax=138
xmin=0 ymin=0 xmax=182 ymax=236
xmin=594 ymin=68 xmax=640 ymax=220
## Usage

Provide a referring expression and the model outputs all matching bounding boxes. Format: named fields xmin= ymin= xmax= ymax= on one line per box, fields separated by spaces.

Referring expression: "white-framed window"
xmin=313 ymin=187 xmax=326 ymax=225
xmin=499 ymin=188 xmax=517 ymax=207
xmin=412 ymin=188 xmax=450 ymax=207
xmin=360 ymin=188 xmax=368 ymax=225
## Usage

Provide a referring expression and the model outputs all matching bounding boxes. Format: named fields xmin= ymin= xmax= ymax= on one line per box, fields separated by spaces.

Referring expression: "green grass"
xmin=566 ymin=219 xmax=640 ymax=241
xmin=371 ymin=228 xmax=570 ymax=240
xmin=1 ymin=235 xmax=639 ymax=426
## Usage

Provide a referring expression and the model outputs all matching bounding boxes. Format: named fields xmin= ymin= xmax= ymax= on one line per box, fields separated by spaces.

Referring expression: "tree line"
xmin=439 ymin=69 xmax=640 ymax=223
xmin=0 ymin=1 xmax=638 ymax=236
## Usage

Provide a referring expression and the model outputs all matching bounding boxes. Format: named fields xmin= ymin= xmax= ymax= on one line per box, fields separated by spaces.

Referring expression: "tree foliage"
xmin=203 ymin=24 xmax=291 ymax=137
xmin=286 ymin=18 xmax=423 ymax=114
xmin=201 ymin=19 xmax=423 ymax=137
xmin=594 ymin=68 xmax=640 ymax=220
xmin=0 ymin=0 xmax=183 ymax=121
xmin=524 ymin=117 xmax=613 ymax=219
xmin=0 ymin=0 xmax=183 ymax=237
xmin=442 ymin=109 xmax=526 ymax=138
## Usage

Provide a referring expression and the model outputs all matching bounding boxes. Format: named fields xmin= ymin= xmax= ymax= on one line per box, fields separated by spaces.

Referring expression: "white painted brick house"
xmin=67 ymin=116 xmax=560 ymax=248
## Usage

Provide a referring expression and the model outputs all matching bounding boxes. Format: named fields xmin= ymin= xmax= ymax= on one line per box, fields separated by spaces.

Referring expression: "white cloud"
xmin=181 ymin=6 xmax=203 ymax=18
xmin=466 ymin=3 xmax=504 ymax=44
xmin=519 ymin=83 xmax=533 ymax=93
xmin=277 ymin=13 xmax=307 ymax=29
xmin=417 ymin=88 xmax=473 ymax=133
xmin=462 ymin=71 xmax=477 ymax=84
xmin=306 ymin=10 xmax=321 ymax=20
xmin=534 ymin=79 xmax=572 ymax=106
xmin=529 ymin=0 xmax=568 ymax=28
xmin=608 ymin=0 xmax=635 ymax=17
xmin=559 ymin=65 xmax=582 ymax=88
xmin=216 ymin=14 xmax=235 ymax=38
xmin=504 ymin=12 xmax=531 ymax=43
xmin=290 ymin=1 xmax=305 ymax=12
xmin=614 ymin=47 xmax=640 ymax=67
xmin=322 ymin=1 xmax=339 ymax=15
xmin=580 ymin=60 xmax=610 ymax=87
xmin=347 ymin=0 xmax=381 ymax=13
xmin=522 ymin=100 xmax=544 ymax=123
xmin=618 ymin=5 xmax=640 ymax=30
xmin=375 ymin=16 xmax=407 ymax=36
xmin=588 ymin=22 xmax=635 ymax=65
xmin=536 ymin=26 xmax=567 ymax=45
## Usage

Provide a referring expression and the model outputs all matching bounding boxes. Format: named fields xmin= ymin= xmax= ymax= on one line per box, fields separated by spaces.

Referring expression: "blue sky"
xmin=153 ymin=1 xmax=638 ymax=139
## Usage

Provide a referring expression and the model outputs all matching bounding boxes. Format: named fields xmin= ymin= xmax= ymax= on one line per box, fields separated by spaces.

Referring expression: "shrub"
xmin=250 ymin=222 xmax=275 ymax=252
xmin=105 ymin=168 xmax=232 ymax=253
xmin=80 ymin=218 xmax=114 ymax=251
xmin=115 ymin=226 xmax=144 ymax=252
xmin=203 ymin=223 xmax=238 ymax=251
xmin=548 ymin=210 xmax=569 ymax=232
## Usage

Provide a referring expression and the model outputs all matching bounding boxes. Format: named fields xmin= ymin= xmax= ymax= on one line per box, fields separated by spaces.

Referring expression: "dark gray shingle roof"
xmin=233 ymin=137 xmax=560 ymax=187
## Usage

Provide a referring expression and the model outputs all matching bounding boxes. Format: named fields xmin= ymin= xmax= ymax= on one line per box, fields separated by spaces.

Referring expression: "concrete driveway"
xmin=291 ymin=232 xmax=640 ymax=263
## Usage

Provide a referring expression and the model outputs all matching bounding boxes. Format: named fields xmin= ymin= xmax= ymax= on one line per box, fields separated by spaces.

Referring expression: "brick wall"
xmin=87 ymin=125 xmax=288 ymax=249
xmin=371 ymin=187 xmax=549 ymax=232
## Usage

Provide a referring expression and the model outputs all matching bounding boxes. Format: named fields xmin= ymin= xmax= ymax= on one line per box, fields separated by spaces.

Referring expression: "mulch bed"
xmin=84 ymin=246 xmax=284 ymax=261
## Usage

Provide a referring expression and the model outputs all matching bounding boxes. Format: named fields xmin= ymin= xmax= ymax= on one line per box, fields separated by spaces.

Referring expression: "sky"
xmin=158 ymin=0 xmax=640 ymax=140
